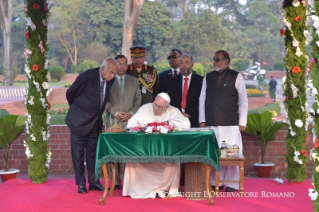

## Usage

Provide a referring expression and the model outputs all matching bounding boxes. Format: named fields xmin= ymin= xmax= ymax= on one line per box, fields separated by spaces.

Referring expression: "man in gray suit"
xmin=105 ymin=54 xmax=142 ymax=189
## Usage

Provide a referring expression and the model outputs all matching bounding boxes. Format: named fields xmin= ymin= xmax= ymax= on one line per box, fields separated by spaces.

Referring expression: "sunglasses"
xmin=211 ymin=58 xmax=225 ymax=63
xmin=167 ymin=55 xmax=180 ymax=60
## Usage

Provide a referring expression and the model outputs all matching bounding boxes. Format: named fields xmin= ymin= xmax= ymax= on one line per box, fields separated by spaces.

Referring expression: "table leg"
xmin=215 ymin=169 xmax=220 ymax=196
xmin=99 ymin=164 xmax=109 ymax=205
xmin=206 ymin=165 xmax=214 ymax=206
xmin=109 ymin=162 xmax=116 ymax=197
xmin=239 ymin=161 xmax=244 ymax=197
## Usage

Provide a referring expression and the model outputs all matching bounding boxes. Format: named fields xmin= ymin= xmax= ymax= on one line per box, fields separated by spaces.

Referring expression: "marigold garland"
xmin=24 ymin=0 xmax=51 ymax=184
xmin=282 ymin=0 xmax=308 ymax=182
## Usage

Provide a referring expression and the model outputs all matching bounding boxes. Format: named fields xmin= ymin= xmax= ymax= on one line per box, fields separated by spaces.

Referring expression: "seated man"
xmin=123 ymin=93 xmax=190 ymax=198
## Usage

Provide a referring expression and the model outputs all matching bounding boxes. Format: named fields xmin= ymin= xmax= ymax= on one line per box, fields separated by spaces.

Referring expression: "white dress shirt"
xmin=171 ymin=67 xmax=180 ymax=75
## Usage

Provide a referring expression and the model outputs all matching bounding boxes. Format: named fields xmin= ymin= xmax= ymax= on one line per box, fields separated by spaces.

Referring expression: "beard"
xmin=180 ymin=68 xmax=192 ymax=76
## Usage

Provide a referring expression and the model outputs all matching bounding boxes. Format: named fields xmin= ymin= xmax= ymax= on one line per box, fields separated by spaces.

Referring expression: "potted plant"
xmin=0 ymin=109 xmax=25 ymax=182
xmin=245 ymin=111 xmax=285 ymax=178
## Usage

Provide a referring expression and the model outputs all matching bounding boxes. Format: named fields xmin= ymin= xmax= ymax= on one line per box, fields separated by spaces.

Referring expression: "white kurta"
xmin=198 ymin=72 xmax=248 ymax=190
xmin=123 ymin=104 xmax=190 ymax=198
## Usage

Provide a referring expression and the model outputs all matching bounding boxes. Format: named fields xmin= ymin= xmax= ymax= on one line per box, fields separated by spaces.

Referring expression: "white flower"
xmin=309 ymin=190 xmax=318 ymax=201
xmin=30 ymin=134 xmax=36 ymax=142
xmin=283 ymin=18 xmax=291 ymax=29
xmin=304 ymin=30 xmax=313 ymax=45
xmin=292 ymin=38 xmax=300 ymax=47
xmin=42 ymin=19 xmax=48 ymax=26
xmin=26 ymin=17 xmax=36 ymax=30
xmin=28 ymin=97 xmax=34 ymax=105
xmin=42 ymin=82 xmax=49 ymax=89
xmin=145 ymin=126 xmax=153 ymax=134
xmin=295 ymin=47 xmax=303 ymax=57
xmin=45 ymin=60 xmax=49 ymax=69
xmin=317 ymin=109 xmax=319 ymax=114
xmin=160 ymin=127 xmax=168 ymax=134
xmin=310 ymin=109 xmax=315 ymax=115
xmin=313 ymin=88 xmax=318 ymax=96
xmin=300 ymin=106 xmax=305 ymax=112
xmin=294 ymin=151 xmax=301 ymax=157
xmin=295 ymin=119 xmax=303 ymax=128
xmin=294 ymin=156 xmax=299 ymax=162
xmin=33 ymin=80 xmax=40 ymax=92
xmin=273 ymin=178 xmax=284 ymax=184
xmin=290 ymin=131 xmax=296 ymax=136
xmin=316 ymin=30 xmax=319 ymax=37
xmin=291 ymin=84 xmax=298 ymax=98
xmin=25 ymin=66 xmax=32 ymax=79
xmin=312 ymin=153 xmax=318 ymax=162
xmin=316 ymin=166 xmax=319 ymax=172
xmin=314 ymin=20 xmax=319 ymax=29
xmin=292 ymin=0 xmax=300 ymax=7
xmin=298 ymin=159 xmax=303 ymax=164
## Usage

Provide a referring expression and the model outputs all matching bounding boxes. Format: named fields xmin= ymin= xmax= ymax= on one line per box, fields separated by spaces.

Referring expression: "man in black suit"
xmin=158 ymin=49 xmax=183 ymax=93
xmin=168 ymin=54 xmax=203 ymax=128
xmin=65 ymin=58 xmax=118 ymax=193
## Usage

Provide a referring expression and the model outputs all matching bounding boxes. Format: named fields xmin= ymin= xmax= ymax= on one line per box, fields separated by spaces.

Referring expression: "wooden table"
xmin=215 ymin=155 xmax=245 ymax=196
xmin=95 ymin=131 xmax=220 ymax=206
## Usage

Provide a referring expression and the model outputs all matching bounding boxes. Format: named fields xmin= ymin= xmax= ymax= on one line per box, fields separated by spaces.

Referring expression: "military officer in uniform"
xmin=126 ymin=45 xmax=159 ymax=105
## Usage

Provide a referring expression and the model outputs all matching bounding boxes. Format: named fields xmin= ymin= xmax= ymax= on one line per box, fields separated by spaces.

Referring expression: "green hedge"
xmin=71 ymin=64 xmax=78 ymax=73
xmin=78 ymin=60 xmax=100 ymax=74
xmin=246 ymin=84 xmax=259 ymax=89
xmin=153 ymin=60 xmax=170 ymax=74
xmin=248 ymin=103 xmax=281 ymax=117
xmin=247 ymin=93 xmax=265 ymax=97
xmin=50 ymin=66 xmax=65 ymax=81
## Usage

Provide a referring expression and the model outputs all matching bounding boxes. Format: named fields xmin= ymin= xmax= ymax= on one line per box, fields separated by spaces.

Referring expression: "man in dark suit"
xmin=65 ymin=58 xmax=118 ymax=193
xmin=168 ymin=54 xmax=203 ymax=128
xmin=158 ymin=49 xmax=183 ymax=93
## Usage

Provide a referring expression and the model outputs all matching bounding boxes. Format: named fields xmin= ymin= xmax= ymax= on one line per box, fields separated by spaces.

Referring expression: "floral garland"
xmin=24 ymin=0 xmax=51 ymax=183
xmin=309 ymin=0 xmax=319 ymax=207
xmin=282 ymin=0 xmax=308 ymax=182
xmin=130 ymin=122 xmax=175 ymax=134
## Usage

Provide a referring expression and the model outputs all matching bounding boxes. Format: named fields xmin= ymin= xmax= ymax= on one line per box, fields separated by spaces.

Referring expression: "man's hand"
xmin=182 ymin=112 xmax=190 ymax=119
xmin=116 ymin=112 xmax=126 ymax=121
xmin=121 ymin=112 xmax=133 ymax=121
xmin=199 ymin=122 xmax=206 ymax=128
xmin=239 ymin=125 xmax=246 ymax=131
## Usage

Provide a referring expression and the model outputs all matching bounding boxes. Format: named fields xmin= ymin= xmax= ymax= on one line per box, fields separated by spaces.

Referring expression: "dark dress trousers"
xmin=65 ymin=67 xmax=115 ymax=185
xmin=168 ymin=72 xmax=203 ymax=127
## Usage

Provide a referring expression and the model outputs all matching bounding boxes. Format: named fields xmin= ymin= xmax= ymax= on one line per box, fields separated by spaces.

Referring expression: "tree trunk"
xmin=0 ymin=0 xmax=13 ymax=86
xmin=122 ymin=0 xmax=145 ymax=64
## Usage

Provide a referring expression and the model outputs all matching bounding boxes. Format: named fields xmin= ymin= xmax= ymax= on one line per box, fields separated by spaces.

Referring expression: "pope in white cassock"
xmin=123 ymin=93 xmax=190 ymax=198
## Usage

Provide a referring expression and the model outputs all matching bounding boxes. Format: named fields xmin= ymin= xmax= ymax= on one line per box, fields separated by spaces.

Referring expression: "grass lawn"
xmin=51 ymin=104 xmax=69 ymax=109
xmin=0 ymin=82 xmax=67 ymax=87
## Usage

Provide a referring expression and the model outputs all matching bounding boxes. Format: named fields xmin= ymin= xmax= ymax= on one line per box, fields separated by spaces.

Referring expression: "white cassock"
xmin=123 ymin=103 xmax=190 ymax=198
xmin=199 ymin=73 xmax=248 ymax=190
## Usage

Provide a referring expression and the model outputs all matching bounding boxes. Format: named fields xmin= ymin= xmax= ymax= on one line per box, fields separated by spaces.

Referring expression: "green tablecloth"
xmin=95 ymin=131 xmax=220 ymax=178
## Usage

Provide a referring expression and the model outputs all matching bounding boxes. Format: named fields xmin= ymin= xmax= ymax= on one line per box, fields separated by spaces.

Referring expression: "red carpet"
xmin=0 ymin=178 xmax=312 ymax=212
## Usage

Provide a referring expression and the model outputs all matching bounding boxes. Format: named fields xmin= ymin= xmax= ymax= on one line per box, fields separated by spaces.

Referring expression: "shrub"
xmin=248 ymin=103 xmax=281 ymax=117
xmin=78 ymin=60 xmax=100 ymax=74
xmin=246 ymin=84 xmax=259 ymax=89
xmin=193 ymin=63 xmax=205 ymax=76
xmin=232 ymin=58 xmax=250 ymax=71
xmin=274 ymin=61 xmax=285 ymax=71
xmin=13 ymin=66 xmax=18 ymax=80
xmin=50 ymin=66 xmax=65 ymax=81
xmin=71 ymin=64 xmax=78 ymax=73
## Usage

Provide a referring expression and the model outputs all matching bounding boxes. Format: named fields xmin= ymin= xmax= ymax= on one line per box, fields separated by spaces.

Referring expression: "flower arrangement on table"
xmin=131 ymin=122 xmax=175 ymax=134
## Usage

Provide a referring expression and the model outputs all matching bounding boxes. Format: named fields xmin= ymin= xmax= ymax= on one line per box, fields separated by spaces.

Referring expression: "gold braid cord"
xmin=138 ymin=68 xmax=157 ymax=94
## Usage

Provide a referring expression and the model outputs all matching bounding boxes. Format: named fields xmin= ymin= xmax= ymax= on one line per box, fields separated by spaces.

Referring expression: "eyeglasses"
xmin=211 ymin=58 xmax=224 ymax=63
xmin=167 ymin=55 xmax=180 ymax=60
xmin=117 ymin=63 xmax=127 ymax=66
xmin=153 ymin=102 xmax=167 ymax=109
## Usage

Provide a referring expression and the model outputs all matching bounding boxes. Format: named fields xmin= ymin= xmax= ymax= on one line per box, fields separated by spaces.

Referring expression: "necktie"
xmin=100 ymin=80 xmax=105 ymax=109
xmin=119 ymin=77 xmax=124 ymax=95
xmin=174 ymin=69 xmax=177 ymax=76
xmin=182 ymin=78 xmax=189 ymax=110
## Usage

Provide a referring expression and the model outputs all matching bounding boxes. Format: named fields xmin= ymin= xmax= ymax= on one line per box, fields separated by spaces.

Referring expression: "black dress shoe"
xmin=225 ymin=187 xmax=235 ymax=192
xmin=114 ymin=185 xmax=121 ymax=190
xmin=211 ymin=185 xmax=224 ymax=191
xmin=89 ymin=184 xmax=105 ymax=191
xmin=78 ymin=185 xmax=87 ymax=193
